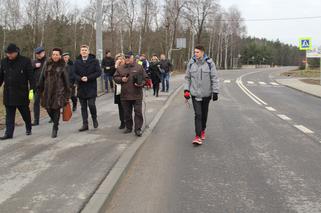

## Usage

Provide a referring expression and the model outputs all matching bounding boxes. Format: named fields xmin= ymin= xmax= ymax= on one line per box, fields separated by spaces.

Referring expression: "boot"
xmin=93 ymin=119 xmax=98 ymax=129
xmin=119 ymin=122 xmax=125 ymax=129
xmin=51 ymin=129 xmax=58 ymax=138
xmin=32 ymin=121 xmax=39 ymax=126
xmin=79 ymin=125 xmax=89 ymax=132
xmin=0 ymin=134 xmax=13 ymax=140
xmin=135 ymin=129 xmax=143 ymax=137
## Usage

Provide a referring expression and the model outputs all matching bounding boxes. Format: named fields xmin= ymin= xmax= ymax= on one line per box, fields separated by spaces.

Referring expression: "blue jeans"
xmin=104 ymin=73 xmax=114 ymax=92
xmin=161 ymin=73 xmax=170 ymax=92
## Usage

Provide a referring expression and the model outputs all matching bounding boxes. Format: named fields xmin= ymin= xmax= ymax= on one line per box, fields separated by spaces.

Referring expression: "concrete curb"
xmin=80 ymin=84 xmax=184 ymax=213
xmin=275 ymin=79 xmax=321 ymax=99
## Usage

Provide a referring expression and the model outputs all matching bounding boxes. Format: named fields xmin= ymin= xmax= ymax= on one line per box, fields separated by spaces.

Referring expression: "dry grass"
xmin=300 ymin=79 xmax=320 ymax=85
xmin=282 ymin=69 xmax=320 ymax=78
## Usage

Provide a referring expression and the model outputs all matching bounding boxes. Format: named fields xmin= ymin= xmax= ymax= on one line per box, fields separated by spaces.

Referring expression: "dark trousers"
xmin=70 ymin=85 xmax=78 ymax=108
xmin=192 ymin=97 xmax=211 ymax=137
xmin=79 ymin=97 xmax=97 ymax=126
xmin=47 ymin=108 xmax=60 ymax=130
xmin=5 ymin=105 xmax=32 ymax=137
xmin=121 ymin=100 xmax=143 ymax=131
xmin=118 ymin=102 xmax=125 ymax=125
xmin=152 ymin=82 xmax=160 ymax=96
xmin=104 ymin=73 xmax=114 ymax=92
xmin=33 ymin=91 xmax=41 ymax=123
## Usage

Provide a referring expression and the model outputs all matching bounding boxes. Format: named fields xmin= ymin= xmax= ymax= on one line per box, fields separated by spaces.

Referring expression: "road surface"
xmin=106 ymin=67 xmax=321 ymax=213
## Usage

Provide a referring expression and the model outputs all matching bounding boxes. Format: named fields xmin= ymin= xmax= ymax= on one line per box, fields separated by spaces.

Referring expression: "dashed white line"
xmin=247 ymin=81 xmax=254 ymax=84
xmin=270 ymin=82 xmax=279 ymax=86
xmin=265 ymin=107 xmax=277 ymax=112
xmin=259 ymin=82 xmax=267 ymax=85
xmin=294 ymin=125 xmax=314 ymax=134
xmin=224 ymin=80 xmax=231 ymax=83
xmin=277 ymin=114 xmax=292 ymax=121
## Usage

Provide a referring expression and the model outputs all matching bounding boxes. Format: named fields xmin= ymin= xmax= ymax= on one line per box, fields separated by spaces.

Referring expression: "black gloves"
xmin=212 ymin=93 xmax=218 ymax=101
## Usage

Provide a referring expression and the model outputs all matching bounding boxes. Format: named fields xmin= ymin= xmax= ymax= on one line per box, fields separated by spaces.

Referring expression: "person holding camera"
xmin=113 ymin=51 xmax=148 ymax=137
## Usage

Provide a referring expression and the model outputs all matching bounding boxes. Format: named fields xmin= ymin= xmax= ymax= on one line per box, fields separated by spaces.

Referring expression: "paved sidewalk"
xmin=276 ymin=78 xmax=321 ymax=98
xmin=0 ymin=74 xmax=185 ymax=213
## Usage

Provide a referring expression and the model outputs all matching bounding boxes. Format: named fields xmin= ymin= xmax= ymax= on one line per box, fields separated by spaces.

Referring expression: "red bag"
xmin=62 ymin=101 xmax=72 ymax=121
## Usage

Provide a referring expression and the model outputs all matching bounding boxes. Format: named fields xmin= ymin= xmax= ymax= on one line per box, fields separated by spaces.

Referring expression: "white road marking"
xmin=277 ymin=114 xmax=292 ymax=121
xmin=247 ymin=81 xmax=254 ymax=84
xmin=294 ymin=125 xmax=314 ymax=134
xmin=224 ymin=80 xmax=231 ymax=83
xmin=259 ymin=81 xmax=267 ymax=85
xmin=270 ymin=82 xmax=279 ymax=86
xmin=265 ymin=107 xmax=277 ymax=112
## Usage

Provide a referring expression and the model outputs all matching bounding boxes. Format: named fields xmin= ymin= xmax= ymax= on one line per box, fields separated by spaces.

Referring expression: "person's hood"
xmin=190 ymin=54 xmax=212 ymax=64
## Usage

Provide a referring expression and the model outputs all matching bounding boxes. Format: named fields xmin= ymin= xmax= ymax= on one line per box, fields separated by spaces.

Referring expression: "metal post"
xmin=320 ymin=56 xmax=321 ymax=86
xmin=96 ymin=0 xmax=104 ymax=92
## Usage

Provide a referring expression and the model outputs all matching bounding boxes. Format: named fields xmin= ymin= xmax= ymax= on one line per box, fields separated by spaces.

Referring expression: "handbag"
xmin=115 ymin=83 xmax=121 ymax=95
xmin=62 ymin=101 xmax=72 ymax=121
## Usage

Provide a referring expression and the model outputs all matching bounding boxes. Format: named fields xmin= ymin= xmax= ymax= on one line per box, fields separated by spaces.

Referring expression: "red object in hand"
xmin=184 ymin=91 xmax=190 ymax=100
xmin=146 ymin=79 xmax=152 ymax=89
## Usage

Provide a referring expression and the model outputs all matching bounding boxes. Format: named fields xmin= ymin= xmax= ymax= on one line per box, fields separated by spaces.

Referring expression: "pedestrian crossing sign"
xmin=299 ymin=38 xmax=312 ymax=50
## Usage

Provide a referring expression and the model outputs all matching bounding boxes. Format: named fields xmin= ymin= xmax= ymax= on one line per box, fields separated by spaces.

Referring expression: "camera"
xmin=133 ymin=73 xmax=144 ymax=86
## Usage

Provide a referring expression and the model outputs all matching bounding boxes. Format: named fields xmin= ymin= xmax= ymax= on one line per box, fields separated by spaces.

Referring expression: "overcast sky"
xmin=71 ymin=0 xmax=321 ymax=47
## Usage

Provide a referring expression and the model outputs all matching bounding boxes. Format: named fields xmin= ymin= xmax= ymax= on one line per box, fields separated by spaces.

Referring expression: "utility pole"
xmin=96 ymin=0 xmax=104 ymax=92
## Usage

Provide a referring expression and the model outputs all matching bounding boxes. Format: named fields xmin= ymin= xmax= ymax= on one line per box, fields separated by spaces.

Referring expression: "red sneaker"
xmin=192 ymin=136 xmax=203 ymax=145
xmin=201 ymin=131 xmax=206 ymax=140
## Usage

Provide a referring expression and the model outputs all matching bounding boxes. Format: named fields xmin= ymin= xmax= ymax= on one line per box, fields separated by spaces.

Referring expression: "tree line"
xmin=0 ymin=0 xmax=302 ymax=69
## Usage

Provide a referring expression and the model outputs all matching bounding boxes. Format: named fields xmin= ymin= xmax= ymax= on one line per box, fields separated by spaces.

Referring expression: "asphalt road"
xmin=106 ymin=67 xmax=321 ymax=213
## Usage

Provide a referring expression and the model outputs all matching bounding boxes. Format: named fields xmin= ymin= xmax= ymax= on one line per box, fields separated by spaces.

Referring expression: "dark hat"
xmin=34 ymin=47 xmax=45 ymax=54
xmin=5 ymin=43 xmax=20 ymax=53
xmin=124 ymin=51 xmax=133 ymax=58
xmin=62 ymin=52 xmax=70 ymax=57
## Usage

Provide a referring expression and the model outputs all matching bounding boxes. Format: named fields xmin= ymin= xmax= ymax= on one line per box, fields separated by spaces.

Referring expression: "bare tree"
xmin=185 ymin=0 xmax=218 ymax=44
xmin=164 ymin=0 xmax=187 ymax=59
xmin=120 ymin=0 xmax=138 ymax=51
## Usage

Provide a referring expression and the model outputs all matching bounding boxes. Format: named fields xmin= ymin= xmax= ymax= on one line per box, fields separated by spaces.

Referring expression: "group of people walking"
xmin=0 ymin=44 xmax=102 ymax=139
xmin=0 ymin=43 xmax=175 ymax=140
xmin=0 ymin=42 xmax=219 ymax=145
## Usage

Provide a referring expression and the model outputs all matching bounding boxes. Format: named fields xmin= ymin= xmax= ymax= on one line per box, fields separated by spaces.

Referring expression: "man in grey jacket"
xmin=184 ymin=45 xmax=219 ymax=145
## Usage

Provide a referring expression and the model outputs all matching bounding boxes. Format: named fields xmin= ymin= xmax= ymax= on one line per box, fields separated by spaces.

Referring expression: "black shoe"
xmin=48 ymin=119 xmax=53 ymax=123
xmin=79 ymin=125 xmax=89 ymax=132
xmin=51 ymin=129 xmax=58 ymax=138
xmin=119 ymin=123 xmax=126 ymax=129
xmin=26 ymin=130 xmax=32 ymax=136
xmin=72 ymin=106 xmax=77 ymax=112
xmin=32 ymin=121 xmax=39 ymax=126
xmin=93 ymin=119 xmax=98 ymax=129
xmin=0 ymin=134 xmax=13 ymax=140
xmin=123 ymin=129 xmax=132 ymax=134
xmin=135 ymin=129 xmax=142 ymax=137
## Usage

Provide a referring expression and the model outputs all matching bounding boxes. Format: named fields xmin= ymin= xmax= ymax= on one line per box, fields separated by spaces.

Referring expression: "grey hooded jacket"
xmin=184 ymin=55 xmax=219 ymax=99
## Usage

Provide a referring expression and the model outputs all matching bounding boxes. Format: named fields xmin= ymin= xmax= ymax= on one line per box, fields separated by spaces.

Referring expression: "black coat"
xmin=32 ymin=56 xmax=47 ymax=87
xmin=67 ymin=60 xmax=75 ymax=84
xmin=149 ymin=62 xmax=161 ymax=84
xmin=0 ymin=54 xmax=35 ymax=106
xmin=73 ymin=54 xmax=102 ymax=99
xmin=101 ymin=56 xmax=116 ymax=75
xmin=159 ymin=59 xmax=172 ymax=73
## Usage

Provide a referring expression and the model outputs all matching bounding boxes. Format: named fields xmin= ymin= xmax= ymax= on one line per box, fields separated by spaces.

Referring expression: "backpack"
xmin=189 ymin=58 xmax=212 ymax=71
